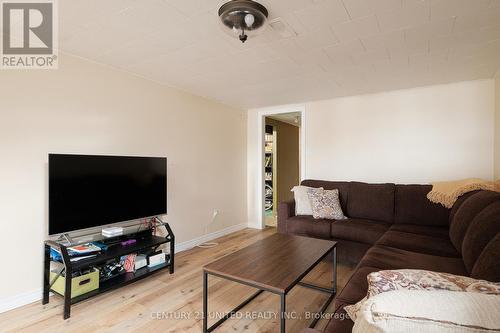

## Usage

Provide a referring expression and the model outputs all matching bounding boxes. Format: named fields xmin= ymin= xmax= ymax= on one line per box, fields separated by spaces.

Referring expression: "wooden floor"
xmin=0 ymin=228 xmax=354 ymax=333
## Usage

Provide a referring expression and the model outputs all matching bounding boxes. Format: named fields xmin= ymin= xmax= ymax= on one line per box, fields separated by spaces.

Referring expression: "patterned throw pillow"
xmin=307 ymin=188 xmax=347 ymax=220
xmin=345 ymin=269 xmax=500 ymax=321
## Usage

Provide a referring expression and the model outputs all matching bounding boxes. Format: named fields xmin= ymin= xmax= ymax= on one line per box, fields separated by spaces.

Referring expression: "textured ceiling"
xmin=267 ymin=112 xmax=302 ymax=127
xmin=60 ymin=0 xmax=500 ymax=109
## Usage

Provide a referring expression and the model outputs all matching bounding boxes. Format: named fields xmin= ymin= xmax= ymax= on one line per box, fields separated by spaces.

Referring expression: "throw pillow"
xmin=308 ymin=188 xmax=347 ymax=220
xmin=353 ymin=290 xmax=500 ymax=333
xmin=345 ymin=269 xmax=500 ymax=322
xmin=291 ymin=185 xmax=322 ymax=215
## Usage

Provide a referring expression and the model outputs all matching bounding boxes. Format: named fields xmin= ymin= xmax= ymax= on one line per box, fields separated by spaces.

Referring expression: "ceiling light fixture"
xmin=218 ymin=0 xmax=268 ymax=43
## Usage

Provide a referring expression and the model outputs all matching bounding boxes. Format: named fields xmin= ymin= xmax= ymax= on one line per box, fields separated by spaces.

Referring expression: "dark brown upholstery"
xmin=330 ymin=219 xmax=389 ymax=245
xmin=347 ymin=182 xmax=395 ymax=223
xmin=449 ymin=190 xmax=480 ymax=222
xmin=335 ymin=266 xmax=380 ymax=304
xmin=394 ymin=184 xmax=449 ymax=226
xmin=285 ymin=216 xmax=331 ymax=239
xmin=359 ymin=245 xmax=468 ymax=275
xmin=332 ymin=238 xmax=371 ymax=267
xmin=449 ymin=191 xmax=500 ymax=252
xmin=301 ymin=180 xmax=350 ymax=212
xmin=471 ymin=234 xmax=500 ymax=282
xmin=461 ymin=201 xmax=500 ymax=273
xmin=389 ymin=224 xmax=449 ymax=239
xmin=376 ymin=230 xmax=460 ymax=257
xmin=280 ymin=180 xmax=500 ymax=333
xmin=277 ymin=200 xmax=295 ymax=234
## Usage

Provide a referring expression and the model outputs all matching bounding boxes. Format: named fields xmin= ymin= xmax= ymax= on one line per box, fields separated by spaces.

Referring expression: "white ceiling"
xmin=60 ymin=0 xmax=500 ymax=109
xmin=268 ymin=112 xmax=302 ymax=127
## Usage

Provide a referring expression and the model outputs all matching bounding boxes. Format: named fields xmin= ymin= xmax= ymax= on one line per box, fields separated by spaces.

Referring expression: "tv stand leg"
xmin=169 ymin=236 xmax=175 ymax=274
xmin=63 ymin=273 xmax=72 ymax=319
xmin=59 ymin=245 xmax=73 ymax=319
xmin=42 ymin=244 xmax=50 ymax=304
xmin=159 ymin=219 xmax=175 ymax=274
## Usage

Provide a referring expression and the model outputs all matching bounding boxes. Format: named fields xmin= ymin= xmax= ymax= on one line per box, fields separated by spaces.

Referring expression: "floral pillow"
xmin=307 ymin=188 xmax=347 ymax=220
xmin=345 ymin=269 xmax=500 ymax=321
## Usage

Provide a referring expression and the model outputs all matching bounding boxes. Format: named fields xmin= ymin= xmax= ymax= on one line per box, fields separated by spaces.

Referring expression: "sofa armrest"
xmin=278 ymin=200 xmax=295 ymax=234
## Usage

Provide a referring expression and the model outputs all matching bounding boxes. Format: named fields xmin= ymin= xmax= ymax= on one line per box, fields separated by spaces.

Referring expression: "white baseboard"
xmin=246 ymin=221 xmax=264 ymax=230
xmin=0 ymin=289 xmax=43 ymax=314
xmin=174 ymin=223 xmax=247 ymax=252
xmin=0 ymin=223 xmax=248 ymax=314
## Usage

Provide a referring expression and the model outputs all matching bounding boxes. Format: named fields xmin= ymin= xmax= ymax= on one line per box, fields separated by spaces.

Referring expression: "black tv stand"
xmin=42 ymin=220 xmax=175 ymax=319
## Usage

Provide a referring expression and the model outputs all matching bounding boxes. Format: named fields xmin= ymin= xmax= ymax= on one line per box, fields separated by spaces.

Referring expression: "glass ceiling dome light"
xmin=218 ymin=0 xmax=268 ymax=43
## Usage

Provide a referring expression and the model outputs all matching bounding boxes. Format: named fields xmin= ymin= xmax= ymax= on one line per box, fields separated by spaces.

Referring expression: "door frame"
xmin=257 ymin=104 xmax=306 ymax=229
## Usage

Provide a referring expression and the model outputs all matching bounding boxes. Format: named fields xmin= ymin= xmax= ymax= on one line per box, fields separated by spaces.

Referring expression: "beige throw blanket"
xmin=427 ymin=178 xmax=500 ymax=208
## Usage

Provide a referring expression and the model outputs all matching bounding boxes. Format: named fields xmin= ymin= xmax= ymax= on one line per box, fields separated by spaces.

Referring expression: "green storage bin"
xmin=50 ymin=268 xmax=99 ymax=298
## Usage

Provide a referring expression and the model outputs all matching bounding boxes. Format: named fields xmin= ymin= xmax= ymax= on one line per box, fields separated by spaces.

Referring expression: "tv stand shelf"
xmin=68 ymin=235 xmax=171 ymax=270
xmin=53 ymin=262 xmax=170 ymax=305
xmin=43 ymin=221 xmax=175 ymax=319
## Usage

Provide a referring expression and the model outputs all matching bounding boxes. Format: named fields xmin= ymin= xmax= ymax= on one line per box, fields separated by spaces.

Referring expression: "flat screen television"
xmin=49 ymin=154 xmax=167 ymax=235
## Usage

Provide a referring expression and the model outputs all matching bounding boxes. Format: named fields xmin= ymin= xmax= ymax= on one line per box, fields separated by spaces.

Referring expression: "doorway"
xmin=263 ymin=112 xmax=301 ymax=227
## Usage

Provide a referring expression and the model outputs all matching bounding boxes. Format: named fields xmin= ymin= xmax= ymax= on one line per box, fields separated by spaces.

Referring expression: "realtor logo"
xmin=1 ymin=0 xmax=58 ymax=69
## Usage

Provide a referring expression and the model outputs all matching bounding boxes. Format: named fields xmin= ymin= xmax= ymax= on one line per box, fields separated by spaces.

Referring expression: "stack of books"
xmin=51 ymin=243 xmax=102 ymax=262
xmin=69 ymin=243 xmax=102 ymax=255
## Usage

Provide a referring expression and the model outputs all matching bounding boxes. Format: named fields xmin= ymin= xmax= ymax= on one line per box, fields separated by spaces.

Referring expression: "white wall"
xmin=0 ymin=54 xmax=247 ymax=306
xmin=306 ymin=80 xmax=494 ymax=183
xmin=248 ymin=80 xmax=495 ymax=227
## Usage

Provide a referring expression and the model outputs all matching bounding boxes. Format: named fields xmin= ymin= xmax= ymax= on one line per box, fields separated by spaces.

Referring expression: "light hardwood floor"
xmin=0 ymin=228 xmax=354 ymax=333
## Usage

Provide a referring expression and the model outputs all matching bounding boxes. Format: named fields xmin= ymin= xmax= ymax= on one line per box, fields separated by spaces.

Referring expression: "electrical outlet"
xmin=212 ymin=209 xmax=219 ymax=219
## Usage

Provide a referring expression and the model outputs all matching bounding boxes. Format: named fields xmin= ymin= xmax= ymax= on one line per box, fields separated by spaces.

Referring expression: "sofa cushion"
xmin=389 ymin=224 xmax=449 ymax=239
xmin=330 ymin=219 xmax=390 ymax=245
xmin=285 ymin=215 xmax=330 ymax=239
xmin=462 ymin=201 xmax=500 ymax=273
xmin=471 ymin=233 xmax=500 ymax=282
xmin=359 ymin=245 xmax=468 ymax=276
xmin=449 ymin=191 xmax=500 ymax=253
xmin=449 ymin=190 xmax=480 ymax=223
xmin=394 ymin=184 xmax=449 ymax=226
xmin=332 ymin=238 xmax=372 ymax=267
xmin=301 ymin=180 xmax=350 ymax=212
xmin=376 ymin=230 xmax=460 ymax=257
xmin=347 ymin=182 xmax=395 ymax=223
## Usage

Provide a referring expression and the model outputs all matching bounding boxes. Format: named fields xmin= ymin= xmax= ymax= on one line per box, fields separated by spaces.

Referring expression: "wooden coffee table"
xmin=202 ymin=233 xmax=337 ymax=333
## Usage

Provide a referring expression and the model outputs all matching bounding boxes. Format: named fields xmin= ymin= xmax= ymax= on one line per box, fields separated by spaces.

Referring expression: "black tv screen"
xmin=49 ymin=154 xmax=167 ymax=235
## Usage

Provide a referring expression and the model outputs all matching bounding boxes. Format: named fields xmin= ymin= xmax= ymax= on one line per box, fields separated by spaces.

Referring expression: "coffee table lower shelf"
xmin=202 ymin=246 xmax=337 ymax=333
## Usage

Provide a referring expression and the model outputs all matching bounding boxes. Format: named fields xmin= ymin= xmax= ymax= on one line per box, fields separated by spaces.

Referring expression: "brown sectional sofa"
xmin=277 ymin=180 xmax=500 ymax=333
